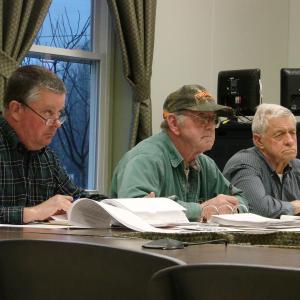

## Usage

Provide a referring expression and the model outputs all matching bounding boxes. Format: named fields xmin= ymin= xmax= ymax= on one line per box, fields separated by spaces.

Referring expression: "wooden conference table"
xmin=0 ymin=226 xmax=299 ymax=267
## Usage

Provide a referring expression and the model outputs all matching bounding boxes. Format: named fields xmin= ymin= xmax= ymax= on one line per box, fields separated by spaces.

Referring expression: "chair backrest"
xmin=0 ymin=239 xmax=183 ymax=300
xmin=148 ymin=263 xmax=300 ymax=300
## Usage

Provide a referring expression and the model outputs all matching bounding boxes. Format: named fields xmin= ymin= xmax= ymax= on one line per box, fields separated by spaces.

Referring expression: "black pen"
xmin=72 ymin=195 xmax=80 ymax=202
xmin=184 ymin=239 xmax=228 ymax=247
xmin=229 ymin=184 xmax=233 ymax=196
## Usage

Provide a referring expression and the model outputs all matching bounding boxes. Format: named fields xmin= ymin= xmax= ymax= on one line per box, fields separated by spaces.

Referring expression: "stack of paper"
xmin=209 ymin=213 xmax=300 ymax=229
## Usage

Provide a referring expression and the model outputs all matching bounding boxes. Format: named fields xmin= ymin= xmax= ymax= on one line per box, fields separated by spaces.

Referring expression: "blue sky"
xmin=49 ymin=0 xmax=91 ymax=27
xmin=37 ymin=0 xmax=92 ymax=48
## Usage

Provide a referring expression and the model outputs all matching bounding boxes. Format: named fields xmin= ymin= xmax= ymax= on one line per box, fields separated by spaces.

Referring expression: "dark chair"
xmin=0 ymin=239 xmax=183 ymax=300
xmin=148 ymin=263 xmax=300 ymax=300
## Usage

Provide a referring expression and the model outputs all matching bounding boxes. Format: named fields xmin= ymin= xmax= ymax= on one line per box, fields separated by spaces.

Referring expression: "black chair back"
xmin=0 ymin=239 xmax=183 ymax=300
xmin=148 ymin=263 xmax=300 ymax=300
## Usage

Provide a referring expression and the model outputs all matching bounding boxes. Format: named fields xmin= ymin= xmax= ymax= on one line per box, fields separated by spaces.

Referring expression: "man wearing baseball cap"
xmin=111 ymin=84 xmax=248 ymax=221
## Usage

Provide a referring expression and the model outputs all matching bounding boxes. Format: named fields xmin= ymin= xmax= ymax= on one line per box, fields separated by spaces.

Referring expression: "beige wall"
xmin=152 ymin=0 xmax=290 ymax=133
xmin=288 ymin=0 xmax=300 ymax=66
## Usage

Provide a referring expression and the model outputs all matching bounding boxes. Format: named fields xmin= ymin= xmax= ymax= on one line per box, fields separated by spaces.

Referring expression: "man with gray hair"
xmin=111 ymin=84 xmax=248 ymax=221
xmin=0 ymin=65 xmax=106 ymax=224
xmin=223 ymin=103 xmax=300 ymax=218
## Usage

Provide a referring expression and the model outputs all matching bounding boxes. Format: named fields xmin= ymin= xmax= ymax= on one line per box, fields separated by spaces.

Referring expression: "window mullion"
xmin=30 ymin=44 xmax=100 ymax=61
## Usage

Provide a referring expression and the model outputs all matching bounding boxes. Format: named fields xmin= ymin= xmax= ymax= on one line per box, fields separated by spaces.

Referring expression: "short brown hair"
xmin=4 ymin=65 xmax=66 ymax=108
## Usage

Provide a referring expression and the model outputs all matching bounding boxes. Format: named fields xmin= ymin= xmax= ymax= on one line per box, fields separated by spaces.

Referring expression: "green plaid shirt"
xmin=0 ymin=116 xmax=85 ymax=224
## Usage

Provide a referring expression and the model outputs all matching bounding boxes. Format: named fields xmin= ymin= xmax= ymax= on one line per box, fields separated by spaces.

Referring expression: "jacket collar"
xmin=161 ymin=131 xmax=201 ymax=171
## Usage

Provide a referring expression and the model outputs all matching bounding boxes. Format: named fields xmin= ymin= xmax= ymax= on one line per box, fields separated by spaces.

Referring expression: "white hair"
xmin=252 ymin=103 xmax=296 ymax=134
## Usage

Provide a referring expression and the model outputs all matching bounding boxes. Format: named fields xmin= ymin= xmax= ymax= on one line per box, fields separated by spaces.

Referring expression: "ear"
xmin=7 ymin=100 xmax=23 ymax=121
xmin=253 ymin=133 xmax=264 ymax=149
xmin=166 ymin=113 xmax=182 ymax=136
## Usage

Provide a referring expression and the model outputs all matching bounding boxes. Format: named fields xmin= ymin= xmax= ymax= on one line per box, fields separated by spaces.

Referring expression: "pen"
xmin=72 ymin=195 xmax=80 ymax=202
xmin=229 ymin=184 xmax=233 ymax=196
xmin=184 ymin=239 xmax=228 ymax=247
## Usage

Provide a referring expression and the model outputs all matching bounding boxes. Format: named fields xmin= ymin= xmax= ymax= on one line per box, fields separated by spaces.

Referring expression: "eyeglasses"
xmin=20 ymin=102 xmax=67 ymax=126
xmin=180 ymin=111 xmax=220 ymax=128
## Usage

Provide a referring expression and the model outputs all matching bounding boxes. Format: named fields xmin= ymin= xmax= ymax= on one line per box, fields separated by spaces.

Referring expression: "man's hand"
xmin=291 ymin=200 xmax=300 ymax=215
xmin=199 ymin=194 xmax=239 ymax=222
xmin=145 ymin=192 xmax=155 ymax=198
xmin=23 ymin=195 xmax=73 ymax=223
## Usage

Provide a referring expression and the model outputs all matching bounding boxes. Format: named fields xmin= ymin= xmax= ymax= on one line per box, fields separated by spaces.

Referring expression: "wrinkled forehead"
xmin=265 ymin=115 xmax=297 ymax=131
xmin=267 ymin=115 xmax=296 ymax=125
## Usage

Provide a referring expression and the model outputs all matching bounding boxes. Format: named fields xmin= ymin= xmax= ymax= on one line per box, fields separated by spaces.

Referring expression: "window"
xmin=23 ymin=0 xmax=112 ymax=192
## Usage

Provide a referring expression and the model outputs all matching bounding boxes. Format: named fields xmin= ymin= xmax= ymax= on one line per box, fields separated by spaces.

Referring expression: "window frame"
xmin=27 ymin=0 xmax=113 ymax=194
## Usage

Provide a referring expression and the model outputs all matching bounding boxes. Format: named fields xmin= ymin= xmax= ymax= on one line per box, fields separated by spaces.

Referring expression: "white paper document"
xmin=0 ymin=223 xmax=73 ymax=229
xmin=48 ymin=198 xmax=243 ymax=233
xmin=49 ymin=197 xmax=191 ymax=232
xmin=209 ymin=213 xmax=300 ymax=229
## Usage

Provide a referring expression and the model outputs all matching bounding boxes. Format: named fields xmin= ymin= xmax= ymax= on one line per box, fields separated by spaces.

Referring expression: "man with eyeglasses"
xmin=223 ymin=103 xmax=300 ymax=218
xmin=111 ymin=85 xmax=248 ymax=221
xmin=0 ymin=65 xmax=106 ymax=224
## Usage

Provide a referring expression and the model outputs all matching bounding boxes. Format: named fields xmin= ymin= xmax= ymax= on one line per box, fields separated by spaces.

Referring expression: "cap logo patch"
xmin=194 ymin=90 xmax=213 ymax=103
xmin=162 ymin=111 xmax=170 ymax=119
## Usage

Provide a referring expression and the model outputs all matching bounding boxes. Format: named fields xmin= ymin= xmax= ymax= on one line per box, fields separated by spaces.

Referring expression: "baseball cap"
xmin=163 ymin=84 xmax=233 ymax=117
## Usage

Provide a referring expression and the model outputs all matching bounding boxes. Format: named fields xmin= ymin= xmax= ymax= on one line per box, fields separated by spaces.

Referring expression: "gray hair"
xmin=252 ymin=103 xmax=296 ymax=134
xmin=160 ymin=113 xmax=186 ymax=130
